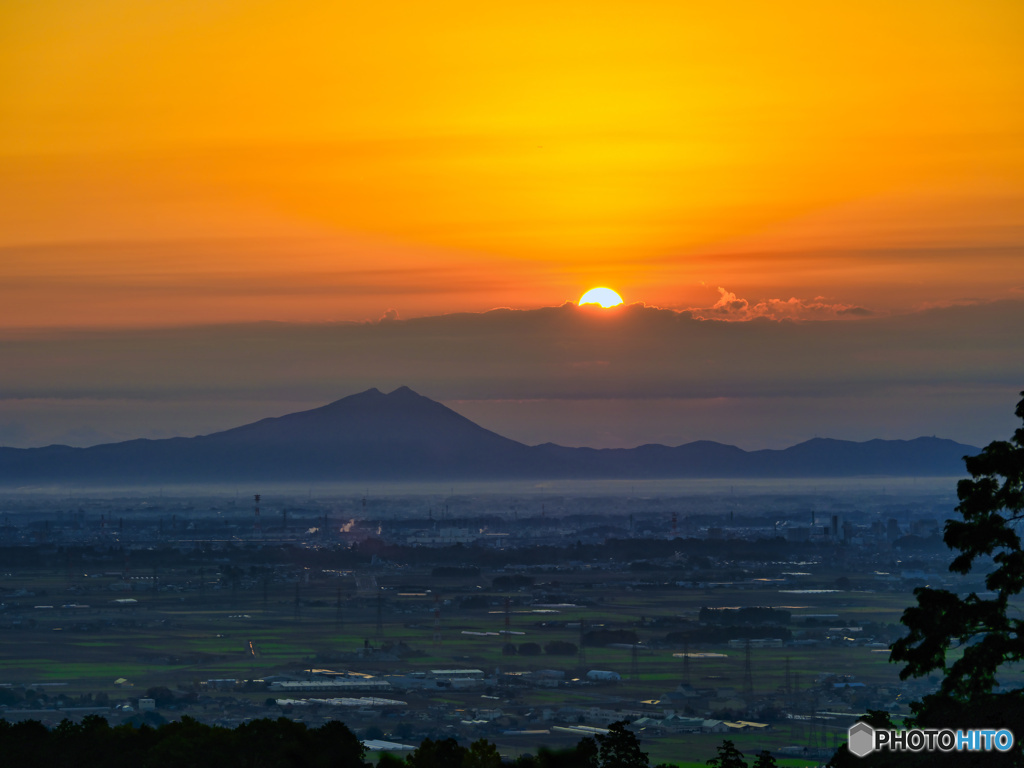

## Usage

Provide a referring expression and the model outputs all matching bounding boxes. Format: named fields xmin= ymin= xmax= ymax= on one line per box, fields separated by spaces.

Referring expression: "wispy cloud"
xmin=688 ymin=287 xmax=873 ymax=321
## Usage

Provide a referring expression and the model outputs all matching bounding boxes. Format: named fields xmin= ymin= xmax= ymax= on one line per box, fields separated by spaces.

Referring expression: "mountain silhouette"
xmin=0 ymin=387 xmax=976 ymax=485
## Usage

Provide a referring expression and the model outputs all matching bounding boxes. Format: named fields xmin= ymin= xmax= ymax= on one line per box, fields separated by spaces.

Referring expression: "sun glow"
xmin=579 ymin=287 xmax=624 ymax=308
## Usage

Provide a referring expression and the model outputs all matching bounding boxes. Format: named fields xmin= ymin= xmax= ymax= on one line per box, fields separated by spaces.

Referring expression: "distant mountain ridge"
xmin=0 ymin=387 xmax=977 ymax=485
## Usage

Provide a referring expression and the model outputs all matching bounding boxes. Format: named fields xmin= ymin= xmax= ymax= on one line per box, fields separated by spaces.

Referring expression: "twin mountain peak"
xmin=0 ymin=386 xmax=976 ymax=484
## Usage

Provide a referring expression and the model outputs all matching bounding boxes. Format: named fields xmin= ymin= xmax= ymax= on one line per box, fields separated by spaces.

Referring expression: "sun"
xmin=578 ymin=287 xmax=624 ymax=308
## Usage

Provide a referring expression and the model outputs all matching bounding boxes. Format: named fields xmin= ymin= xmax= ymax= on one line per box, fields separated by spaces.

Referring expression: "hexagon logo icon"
xmin=848 ymin=721 xmax=875 ymax=757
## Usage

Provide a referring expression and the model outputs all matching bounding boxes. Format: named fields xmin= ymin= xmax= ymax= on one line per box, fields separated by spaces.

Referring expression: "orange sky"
xmin=2 ymin=0 xmax=1023 ymax=327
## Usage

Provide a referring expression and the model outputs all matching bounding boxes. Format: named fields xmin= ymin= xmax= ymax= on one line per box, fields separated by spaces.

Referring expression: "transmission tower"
xmin=578 ymin=618 xmax=587 ymax=666
xmin=742 ymin=639 xmax=754 ymax=697
xmin=432 ymin=594 xmax=441 ymax=644
xmin=808 ymin=689 xmax=820 ymax=749
xmin=790 ymin=672 xmax=803 ymax=742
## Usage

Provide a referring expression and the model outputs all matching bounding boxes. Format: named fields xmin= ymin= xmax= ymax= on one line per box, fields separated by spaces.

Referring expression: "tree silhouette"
xmin=406 ymin=736 xmax=466 ymax=768
xmin=891 ymin=392 xmax=1024 ymax=694
xmin=464 ymin=738 xmax=503 ymax=768
xmin=595 ymin=720 xmax=648 ymax=768
xmin=706 ymin=740 xmax=745 ymax=768
xmin=521 ymin=739 xmax=598 ymax=768
xmin=884 ymin=390 xmax=1024 ymax=765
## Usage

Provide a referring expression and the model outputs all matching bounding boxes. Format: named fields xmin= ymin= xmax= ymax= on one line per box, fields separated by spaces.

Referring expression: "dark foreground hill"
xmin=0 ymin=387 xmax=976 ymax=485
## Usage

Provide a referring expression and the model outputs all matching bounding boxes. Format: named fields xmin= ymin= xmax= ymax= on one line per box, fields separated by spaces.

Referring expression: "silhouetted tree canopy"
xmin=832 ymin=392 xmax=1024 ymax=767
xmin=543 ymin=640 xmax=578 ymax=656
xmin=892 ymin=392 xmax=1024 ymax=732
xmin=595 ymin=720 xmax=648 ymax=768
xmin=0 ymin=716 xmax=366 ymax=768
xmin=407 ymin=736 xmax=466 ymax=768
xmin=706 ymin=739 xmax=745 ymax=768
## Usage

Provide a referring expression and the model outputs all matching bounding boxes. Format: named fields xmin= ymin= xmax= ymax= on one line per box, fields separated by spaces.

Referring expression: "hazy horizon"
xmin=0 ymin=474 xmax=962 ymax=502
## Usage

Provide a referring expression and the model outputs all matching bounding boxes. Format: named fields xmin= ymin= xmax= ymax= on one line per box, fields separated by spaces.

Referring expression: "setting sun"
xmin=578 ymin=287 xmax=624 ymax=308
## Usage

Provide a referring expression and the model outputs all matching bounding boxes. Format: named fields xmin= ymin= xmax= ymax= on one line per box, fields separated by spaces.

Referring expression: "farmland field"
xmin=5 ymin=554 xmax=1004 ymax=765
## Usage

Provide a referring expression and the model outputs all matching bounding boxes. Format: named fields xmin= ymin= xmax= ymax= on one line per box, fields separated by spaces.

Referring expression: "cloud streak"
xmin=690 ymin=287 xmax=873 ymax=321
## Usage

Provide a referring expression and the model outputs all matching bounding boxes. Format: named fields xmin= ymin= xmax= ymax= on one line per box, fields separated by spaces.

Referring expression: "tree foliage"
xmin=543 ymin=640 xmax=578 ymax=656
xmin=406 ymin=736 xmax=466 ymax=768
xmin=705 ymin=739 xmax=745 ymax=768
xmin=464 ymin=738 xmax=503 ymax=768
xmin=891 ymin=392 xmax=1024 ymax=717
xmin=0 ymin=716 xmax=367 ymax=768
xmin=594 ymin=721 xmax=648 ymax=768
xmin=872 ymin=390 xmax=1024 ymax=766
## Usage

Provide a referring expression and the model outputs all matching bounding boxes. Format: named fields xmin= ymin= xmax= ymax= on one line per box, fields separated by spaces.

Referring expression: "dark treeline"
xmin=0 ymin=715 xmax=365 ymax=768
xmin=698 ymin=607 xmax=790 ymax=626
xmin=663 ymin=625 xmax=792 ymax=644
xmin=2 ymin=535 xmax=818 ymax=572
xmin=0 ymin=716 xmax=763 ymax=768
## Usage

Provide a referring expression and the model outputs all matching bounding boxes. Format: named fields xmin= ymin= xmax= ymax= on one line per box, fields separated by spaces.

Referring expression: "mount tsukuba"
xmin=0 ymin=387 xmax=977 ymax=485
